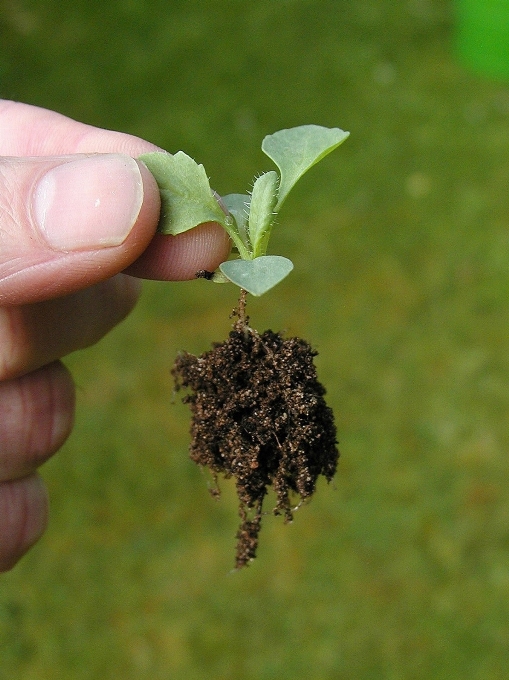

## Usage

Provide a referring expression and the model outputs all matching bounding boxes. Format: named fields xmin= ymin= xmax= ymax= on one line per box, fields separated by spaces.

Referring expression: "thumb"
xmin=0 ymin=154 xmax=160 ymax=305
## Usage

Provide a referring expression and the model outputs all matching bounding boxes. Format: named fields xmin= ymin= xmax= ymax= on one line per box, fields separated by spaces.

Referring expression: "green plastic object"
xmin=456 ymin=0 xmax=509 ymax=80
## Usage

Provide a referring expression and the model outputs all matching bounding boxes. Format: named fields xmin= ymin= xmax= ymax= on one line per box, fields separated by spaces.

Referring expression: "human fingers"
xmin=0 ymin=362 xmax=74 ymax=572
xmin=0 ymin=275 xmax=140 ymax=381
xmin=0 ymin=474 xmax=49 ymax=572
xmin=0 ymin=362 xmax=75 ymax=480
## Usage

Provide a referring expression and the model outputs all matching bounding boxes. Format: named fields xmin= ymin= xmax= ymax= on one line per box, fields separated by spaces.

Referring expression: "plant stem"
xmin=231 ymin=289 xmax=249 ymax=332
xmin=238 ymin=289 xmax=247 ymax=326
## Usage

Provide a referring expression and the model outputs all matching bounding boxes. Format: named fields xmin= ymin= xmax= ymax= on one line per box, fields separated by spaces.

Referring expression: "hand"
xmin=0 ymin=100 xmax=230 ymax=571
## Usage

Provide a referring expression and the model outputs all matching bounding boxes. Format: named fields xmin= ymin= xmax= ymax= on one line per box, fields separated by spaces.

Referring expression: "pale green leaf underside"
xmin=219 ymin=256 xmax=294 ymax=296
xmin=221 ymin=193 xmax=250 ymax=247
xmin=262 ymin=125 xmax=350 ymax=210
xmin=139 ymin=151 xmax=226 ymax=235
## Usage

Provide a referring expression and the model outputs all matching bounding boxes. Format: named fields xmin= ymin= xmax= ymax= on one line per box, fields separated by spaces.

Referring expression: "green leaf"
xmin=248 ymin=171 xmax=279 ymax=258
xmin=139 ymin=151 xmax=226 ymax=235
xmin=219 ymin=256 xmax=294 ymax=296
xmin=262 ymin=125 xmax=350 ymax=210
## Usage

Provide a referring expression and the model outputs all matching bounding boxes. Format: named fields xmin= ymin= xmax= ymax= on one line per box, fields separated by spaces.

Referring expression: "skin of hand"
xmin=0 ymin=100 xmax=231 ymax=572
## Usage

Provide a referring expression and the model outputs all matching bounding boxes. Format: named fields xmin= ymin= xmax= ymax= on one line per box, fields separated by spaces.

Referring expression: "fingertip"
xmin=0 ymin=474 xmax=49 ymax=572
xmin=0 ymin=361 xmax=76 ymax=475
xmin=125 ymin=221 xmax=231 ymax=281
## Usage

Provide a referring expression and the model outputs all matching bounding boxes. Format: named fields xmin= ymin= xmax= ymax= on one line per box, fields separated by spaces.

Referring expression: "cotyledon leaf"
xmin=219 ymin=256 xmax=294 ymax=296
xmin=262 ymin=125 xmax=350 ymax=210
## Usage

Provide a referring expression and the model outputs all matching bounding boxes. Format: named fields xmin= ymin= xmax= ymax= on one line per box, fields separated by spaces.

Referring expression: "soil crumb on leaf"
xmin=172 ymin=319 xmax=339 ymax=569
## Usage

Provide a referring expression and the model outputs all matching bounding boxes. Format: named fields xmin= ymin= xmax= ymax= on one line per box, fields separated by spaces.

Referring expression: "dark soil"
xmin=172 ymin=294 xmax=339 ymax=568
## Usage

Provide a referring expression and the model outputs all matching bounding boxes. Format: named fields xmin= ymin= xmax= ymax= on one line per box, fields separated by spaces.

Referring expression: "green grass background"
xmin=3 ymin=0 xmax=509 ymax=677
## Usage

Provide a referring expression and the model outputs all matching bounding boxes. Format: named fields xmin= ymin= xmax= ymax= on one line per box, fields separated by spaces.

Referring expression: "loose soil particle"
xmin=172 ymin=297 xmax=339 ymax=568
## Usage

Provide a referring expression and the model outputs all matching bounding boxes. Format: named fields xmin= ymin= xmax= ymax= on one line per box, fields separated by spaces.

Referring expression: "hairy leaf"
xmin=248 ymin=171 xmax=279 ymax=258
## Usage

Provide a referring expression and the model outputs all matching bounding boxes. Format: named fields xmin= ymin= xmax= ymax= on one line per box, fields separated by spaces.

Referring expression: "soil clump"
xmin=172 ymin=297 xmax=339 ymax=568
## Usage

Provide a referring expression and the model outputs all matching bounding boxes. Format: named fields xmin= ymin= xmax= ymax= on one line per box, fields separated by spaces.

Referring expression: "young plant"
xmin=140 ymin=124 xmax=349 ymax=296
xmin=141 ymin=125 xmax=349 ymax=568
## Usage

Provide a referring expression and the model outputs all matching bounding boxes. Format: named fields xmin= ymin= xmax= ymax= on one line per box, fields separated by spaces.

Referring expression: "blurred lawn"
xmin=3 ymin=0 xmax=509 ymax=677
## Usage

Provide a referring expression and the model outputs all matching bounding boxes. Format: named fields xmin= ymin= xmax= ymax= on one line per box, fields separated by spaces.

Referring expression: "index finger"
xmin=0 ymin=100 xmax=162 ymax=157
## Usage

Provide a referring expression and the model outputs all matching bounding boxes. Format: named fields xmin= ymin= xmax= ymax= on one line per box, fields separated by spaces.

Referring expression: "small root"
xmin=230 ymin=289 xmax=251 ymax=335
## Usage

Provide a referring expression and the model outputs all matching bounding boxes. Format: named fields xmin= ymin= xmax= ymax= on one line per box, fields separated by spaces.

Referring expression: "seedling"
xmin=140 ymin=125 xmax=349 ymax=296
xmin=140 ymin=125 xmax=349 ymax=568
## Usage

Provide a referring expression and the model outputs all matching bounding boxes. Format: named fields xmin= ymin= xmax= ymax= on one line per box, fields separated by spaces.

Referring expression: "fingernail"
xmin=33 ymin=154 xmax=144 ymax=251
